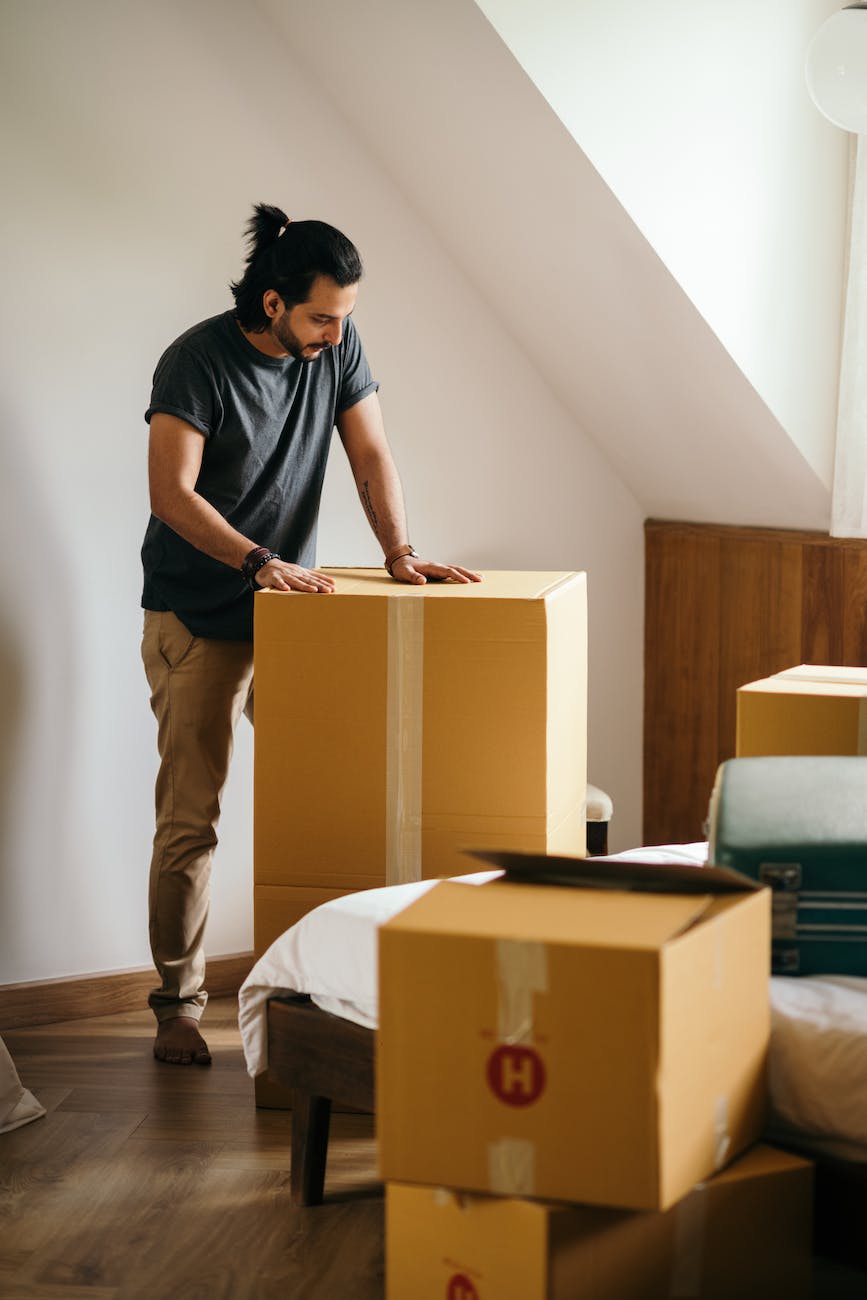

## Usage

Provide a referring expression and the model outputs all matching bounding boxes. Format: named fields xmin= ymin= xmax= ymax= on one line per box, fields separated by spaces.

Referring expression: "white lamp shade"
xmin=807 ymin=6 xmax=867 ymax=133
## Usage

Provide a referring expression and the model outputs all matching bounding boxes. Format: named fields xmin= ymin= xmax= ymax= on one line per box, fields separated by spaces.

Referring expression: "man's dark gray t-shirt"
xmin=141 ymin=310 xmax=378 ymax=640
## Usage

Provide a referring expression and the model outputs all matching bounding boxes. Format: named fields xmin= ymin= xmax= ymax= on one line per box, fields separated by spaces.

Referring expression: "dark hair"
xmin=230 ymin=203 xmax=363 ymax=331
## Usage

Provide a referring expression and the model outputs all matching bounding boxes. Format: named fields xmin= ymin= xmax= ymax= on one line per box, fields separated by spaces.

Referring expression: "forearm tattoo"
xmin=361 ymin=479 xmax=379 ymax=534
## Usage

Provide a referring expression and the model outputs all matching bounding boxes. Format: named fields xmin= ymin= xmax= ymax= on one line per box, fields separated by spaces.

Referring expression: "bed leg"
xmin=290 ymin=1090 xmax=332 ymax=1207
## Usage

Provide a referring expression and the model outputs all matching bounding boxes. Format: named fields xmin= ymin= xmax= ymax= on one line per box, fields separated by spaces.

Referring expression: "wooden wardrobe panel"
xmin=802 ymin=543 xmax=845 ymax=665
xmin=643 ymin=522 xmax=867 ymax=848
xmin=842 ymin=547 xmax=867 ymax=664
xmin=717 ymin=534 xmax=804 ymax=766
xmin=644 ymin=522 xmax=720 ymax=845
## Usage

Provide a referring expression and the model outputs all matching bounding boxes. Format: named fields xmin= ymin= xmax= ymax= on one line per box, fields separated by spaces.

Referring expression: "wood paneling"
xmin=842 ymin=548 xmax=867 ymax=663
xmin=0 ymin=951 xmax=255 ymax=1032
xmin=644 ymin=521 xmax=867 ymax=845
xmin=644 ymin=524 xmax=720 ymax=845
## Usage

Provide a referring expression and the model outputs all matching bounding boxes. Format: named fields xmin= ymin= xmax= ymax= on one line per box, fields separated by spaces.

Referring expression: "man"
xmin=142 ymin=203 xmax=481 ymax=1066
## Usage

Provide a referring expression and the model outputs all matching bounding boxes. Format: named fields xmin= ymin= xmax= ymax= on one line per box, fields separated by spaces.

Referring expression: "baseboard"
xmin=0 ymin=951 xmax=256 ymax=1031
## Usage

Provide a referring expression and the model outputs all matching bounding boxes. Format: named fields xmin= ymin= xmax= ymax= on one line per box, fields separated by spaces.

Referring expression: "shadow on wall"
xmin=0 ymin=402 xmax=78 ymax=982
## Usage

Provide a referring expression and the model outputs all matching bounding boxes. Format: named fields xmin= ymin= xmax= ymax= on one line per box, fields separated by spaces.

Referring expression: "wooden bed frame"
xmin=266 ymin=995 xmax=867 ymax=1274
xmin=266 ymin=994 xmax=375 ymax=1207
xmin=263 ymin=818 xmax=611 ymax=1207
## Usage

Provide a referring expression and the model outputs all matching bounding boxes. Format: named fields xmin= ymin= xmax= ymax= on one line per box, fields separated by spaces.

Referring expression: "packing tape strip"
xmin=487 ymin=1137 xmax=536 ymax=1196
xmin=668 ymin=1181 xmax=707 ymax=1299
xmin=433 ymin=1187 xmax=471 ymax=1212
xmin=386 ymin=598 xmax=424 ymax=885
xmin=713 ymin=1095 xmax=731 ymax=1170
xmin=496 ymin=939 xmax=548 ymax=1044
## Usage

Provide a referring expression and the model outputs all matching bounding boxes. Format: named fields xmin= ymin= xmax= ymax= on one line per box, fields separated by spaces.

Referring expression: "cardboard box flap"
xmin=776 ymin=664 xmax=867 ymax=686
xmin=466 ymin=848 xmax=761 ymax=894
xmin=710 ymin=1143 xmax=813 ymax=1187
xmin=741 ymin=665 xmax=867 ymax=696
xmin=387 ymin=877 xmax=718 ymax=951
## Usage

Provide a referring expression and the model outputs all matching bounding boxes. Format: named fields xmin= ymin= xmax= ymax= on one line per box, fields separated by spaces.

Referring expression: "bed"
xmin=237 ymin=844 xmax=867 ymax=1268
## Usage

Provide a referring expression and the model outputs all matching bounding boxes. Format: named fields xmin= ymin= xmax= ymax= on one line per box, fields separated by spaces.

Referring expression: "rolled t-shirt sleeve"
xmin=145 ymin=344 xmax=221 ymax=437
xmin=336 ymin=317 xmax=379 ymax=414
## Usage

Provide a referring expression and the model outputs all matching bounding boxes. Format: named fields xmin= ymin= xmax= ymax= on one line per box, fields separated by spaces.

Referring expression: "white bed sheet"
xmin=237 ymin=842 xmax=867 ymax=1165
xmin=238 ymin=843 xmax=708 ymax=1073
xmin=238 ymin=868 xmax=503 ymax=1071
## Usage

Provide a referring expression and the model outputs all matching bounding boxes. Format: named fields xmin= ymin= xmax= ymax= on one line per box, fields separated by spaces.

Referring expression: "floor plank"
xmin=1 ymin=998 xmax=384 ymax=1300
xmin=0 ymin=1285 xmax=118 ymax=1299
xmin=4 ymin=996 xmax=867 ymax=1299
xmin=0 ymin=1109 xmax=149 ymax=1287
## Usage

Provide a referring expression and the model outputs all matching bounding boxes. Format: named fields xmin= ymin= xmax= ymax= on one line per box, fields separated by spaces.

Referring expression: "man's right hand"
xmin=256 ymin=560 xmax=336 ymax=593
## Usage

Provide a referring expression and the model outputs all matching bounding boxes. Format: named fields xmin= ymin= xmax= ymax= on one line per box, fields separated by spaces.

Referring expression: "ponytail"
xmin=238 ymin=203 xmax=290 ymax=270
xmin=230 ymin=202 xmax=362 ymax=332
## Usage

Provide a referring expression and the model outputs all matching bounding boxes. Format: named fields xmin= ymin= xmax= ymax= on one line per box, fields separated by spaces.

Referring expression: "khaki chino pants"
xmin=142 ymin=610 xmax=254 ymax=1022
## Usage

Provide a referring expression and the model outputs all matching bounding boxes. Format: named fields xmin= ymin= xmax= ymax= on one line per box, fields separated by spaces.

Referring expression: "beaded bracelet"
xmin=241 ymin=546 xmax=280 ymax=589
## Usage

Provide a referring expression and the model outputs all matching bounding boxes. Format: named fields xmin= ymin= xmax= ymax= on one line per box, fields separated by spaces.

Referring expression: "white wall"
xmin=476 ymin=0 xmax=849 ymax=489
xmin=0 ymin=0 xmax=643 ymax=985
xmin=266 ymin=0 xmax=832 ymax=531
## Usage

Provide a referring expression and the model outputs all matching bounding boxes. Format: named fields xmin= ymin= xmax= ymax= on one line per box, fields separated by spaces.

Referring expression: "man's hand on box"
xmin=390 ymin=555 xmax=483 ymax=586
xmin=257 ymin=560 xmax=336 ymax=593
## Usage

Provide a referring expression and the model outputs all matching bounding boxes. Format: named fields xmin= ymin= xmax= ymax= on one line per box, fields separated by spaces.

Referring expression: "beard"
xmin=271 ymin=315 xmax=331 ymax=364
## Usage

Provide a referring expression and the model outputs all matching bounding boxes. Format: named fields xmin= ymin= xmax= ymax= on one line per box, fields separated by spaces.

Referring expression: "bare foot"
xmin=153 ymin=1017 xmax=212 ymax=1066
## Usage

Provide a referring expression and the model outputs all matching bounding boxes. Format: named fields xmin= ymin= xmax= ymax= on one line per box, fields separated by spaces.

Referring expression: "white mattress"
xmin=237 ymin=842 xmax=867 ymax=1165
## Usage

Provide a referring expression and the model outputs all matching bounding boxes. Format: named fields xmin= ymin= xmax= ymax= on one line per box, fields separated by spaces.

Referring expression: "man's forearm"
xmin=340 ymin=401 xmax=482 ymax=587
xmin=352 ymin=449 xmax=411 ymax=557
xmin=153 ymin=488 xmax=257 ymax=570
xmin=337 ymin=393 xmax=413 ymax=557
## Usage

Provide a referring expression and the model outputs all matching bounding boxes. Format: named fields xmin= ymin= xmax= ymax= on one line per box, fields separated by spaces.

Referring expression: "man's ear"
xmin=262 ymin=290 xmax=282 ymax=320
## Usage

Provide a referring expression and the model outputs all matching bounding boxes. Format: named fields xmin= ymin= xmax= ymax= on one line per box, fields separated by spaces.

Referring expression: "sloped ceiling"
xmin=257 ymin=0 xmax=831 ymax=530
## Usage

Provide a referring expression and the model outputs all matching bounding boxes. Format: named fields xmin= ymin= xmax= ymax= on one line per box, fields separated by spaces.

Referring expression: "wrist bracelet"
xmin=241 ymin=546 xmax=280 ymax=589
xmin=385 ymin=544 xmax=418 ymax=576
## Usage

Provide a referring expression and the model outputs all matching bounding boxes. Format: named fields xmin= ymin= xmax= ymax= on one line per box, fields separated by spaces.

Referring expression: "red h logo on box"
xmin=486 ymin=1044 xmax=546 ymax=1106
xmin=447 ymin=1275 xmax=480 ymax=1300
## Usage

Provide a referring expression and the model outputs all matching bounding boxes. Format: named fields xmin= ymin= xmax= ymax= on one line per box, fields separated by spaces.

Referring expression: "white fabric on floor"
xmin=0 ymin=1034 xmax=45 ymax=1135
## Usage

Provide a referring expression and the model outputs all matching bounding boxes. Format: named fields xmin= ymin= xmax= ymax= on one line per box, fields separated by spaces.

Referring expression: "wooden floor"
xmin=0 ymin=998 xmax=383 ymax=1300
xmin=4 ymin=999 xmax=867 ymax=1299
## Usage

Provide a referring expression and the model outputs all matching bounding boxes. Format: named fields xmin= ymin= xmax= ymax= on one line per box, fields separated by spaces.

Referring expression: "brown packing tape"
xmin=495 ymin=939 xmax=548 ymax=1044
xmin=483 ymin=939 xmax=549 ymax=1197
xmin=386 ymin=597 xmax=424 ymax=885
xmin=487 ymin=1137 xmax=536 ymax=1196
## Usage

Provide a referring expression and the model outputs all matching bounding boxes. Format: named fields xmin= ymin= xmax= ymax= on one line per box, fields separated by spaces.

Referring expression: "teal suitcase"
xmin=707 ymin=755 xmax=867 ymax=976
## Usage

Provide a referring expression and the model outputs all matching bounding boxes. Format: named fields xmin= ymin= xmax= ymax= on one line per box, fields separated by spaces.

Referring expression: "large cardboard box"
xmin=737 ymin=664 xmax=867 ymax=757
xmin=253 ymin=570 xmax=587 ymax=895
xmin=378 ymin=860 xmax=771 ymax=1211
xmin=253 ymin=884 xmax=350 ymax=957
xmin=385 ymin=1145 xmax=812 ymax=1300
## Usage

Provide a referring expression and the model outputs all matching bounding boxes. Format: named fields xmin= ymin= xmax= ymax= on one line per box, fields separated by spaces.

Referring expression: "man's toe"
xmin=154 ymin=1023 xmax=212 ymax=1066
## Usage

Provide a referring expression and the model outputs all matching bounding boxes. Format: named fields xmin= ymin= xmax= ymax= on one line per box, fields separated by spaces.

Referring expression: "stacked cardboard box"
xmin=252 ymin=569 xmax=587 ymax=956
xmin=386 ymin=1148 xmax=813 ymax=1300
xmin=378 ymin=860 xmax=813 ymax=1298
xmin=737 ymin=664 xmax=867 ymax=757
